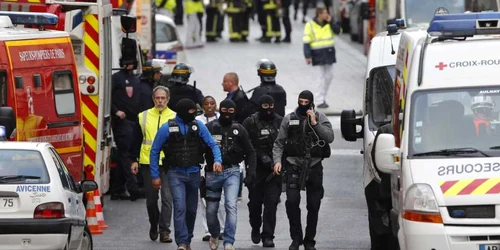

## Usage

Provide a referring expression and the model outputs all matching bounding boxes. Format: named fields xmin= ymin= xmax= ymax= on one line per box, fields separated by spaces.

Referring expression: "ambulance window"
xmin=0 ymin=71 xmax=6 ymax=106
xmin=52 ymin=71 xmax=75 ymax=116
xmin=368 ymin=66 xmax=395 ymax=129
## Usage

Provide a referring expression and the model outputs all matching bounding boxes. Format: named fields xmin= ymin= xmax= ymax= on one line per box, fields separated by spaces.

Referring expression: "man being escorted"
xmin=272 ymin=90 xmax=334 ymax=250
xmin=243 ymin=95 xmax=283 ymax=247
xmin=204 ymin=99 xmax=257 ymax=250
xmin=150 ymin=99 xmax=222 ymax=250
xmin=130 ymin=86 xmax=176 ymax=243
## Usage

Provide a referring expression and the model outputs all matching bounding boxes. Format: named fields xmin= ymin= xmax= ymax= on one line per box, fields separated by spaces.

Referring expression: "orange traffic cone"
xmin=93 ymin=189 xmax=108 ymax=230
xmin=86 ymin=191 xmax=103 ymax=235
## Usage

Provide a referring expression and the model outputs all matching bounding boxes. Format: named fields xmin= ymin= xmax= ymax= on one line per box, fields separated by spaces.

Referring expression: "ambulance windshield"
xmin=405 ymin=0 xmax=465 ymax=27
xmin=410 ymin=87 xmax=500 ymax=157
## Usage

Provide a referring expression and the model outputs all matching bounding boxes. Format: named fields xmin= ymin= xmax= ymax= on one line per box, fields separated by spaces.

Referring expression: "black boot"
xmin=149 ymin=225 xmax=158 ymax=241
xmin=288 ymin=240 xmax=301 ymax=250
xmin=262 ymin=238 xmax=275 ymax=247
xmin=282 ymin=36 xmax=291 ymax=43
xmin=251 ymin=228 xmax=260 ymax=244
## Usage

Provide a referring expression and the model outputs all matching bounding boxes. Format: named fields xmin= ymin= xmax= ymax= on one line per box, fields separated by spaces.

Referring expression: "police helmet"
xmin=169 ymin=63 xmax=193 ymax=85
xmin=141 ymin=60 xmax=162 ymax=80
xmin=257 ymin=60 xmax=277 ymax=83
xmin=471 ymin=95 xmax=495 ymax=117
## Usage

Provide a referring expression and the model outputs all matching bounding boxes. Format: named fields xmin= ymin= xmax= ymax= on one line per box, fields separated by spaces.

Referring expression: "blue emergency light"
xmin=0 ymin=126 xmax=7 ymax=141
xmin=0 ymin=11 xmax=58 ymax=27
xmin=428 ymin=12 xmax=500 ymax=37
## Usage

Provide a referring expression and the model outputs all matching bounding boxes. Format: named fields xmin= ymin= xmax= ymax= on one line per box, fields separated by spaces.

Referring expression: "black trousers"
xmin=256 ymin=3 xmax=266 ymax=36
xmin=285 ymin=161 xmax=324 ymax=246
xmin=242 ymin=8 xmax=252 ymax=38
xmin=281 ymin=0 xmax=292 ymax=37
xmin=365 ymin=180 xmax=399 ymax=250
xmin=217 ymin=9 xmax=224 ymax=36
xmin=228 ymin=12 xmax=244 ymax=40
xmin=175 ymin=0 xmax=184 ymax=24
xmin=111 ymin=119 xmax=138 ymax=194
xmin=205 ymin=7 xmax=220 ymax=38
xmin=264 ymin=9 xmax=281 ymax=38
xmin=247 ymin=170 xmax=282 ymax=240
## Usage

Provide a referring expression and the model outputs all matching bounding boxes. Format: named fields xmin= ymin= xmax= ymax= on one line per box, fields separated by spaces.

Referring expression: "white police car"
xmin=0 ymin=132 xmax=97 ymax=249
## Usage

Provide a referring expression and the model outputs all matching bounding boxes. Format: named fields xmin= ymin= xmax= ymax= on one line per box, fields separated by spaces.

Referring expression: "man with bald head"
xmin=222 ymin=72 xmax=254 ymax=124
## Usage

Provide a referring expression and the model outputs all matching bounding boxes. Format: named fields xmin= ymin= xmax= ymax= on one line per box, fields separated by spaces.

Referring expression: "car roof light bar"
xmin=428 ymin=12 xmax=500 ymax=37
xmin=0 ymin=11 xmax=58 ymax=28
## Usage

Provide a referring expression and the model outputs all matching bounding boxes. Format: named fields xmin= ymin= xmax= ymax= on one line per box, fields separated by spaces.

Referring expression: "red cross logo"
xmin=435 ymin=62 xmax=448 ymax=71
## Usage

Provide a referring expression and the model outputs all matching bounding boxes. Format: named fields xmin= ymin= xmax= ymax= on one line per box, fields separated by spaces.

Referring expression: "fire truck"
xmin=0 ymin=0 xmax=142 ymax=198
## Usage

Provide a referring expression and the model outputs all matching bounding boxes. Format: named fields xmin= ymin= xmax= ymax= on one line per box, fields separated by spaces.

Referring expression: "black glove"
xmin=244 ymin=172 xmax=256 ymax=188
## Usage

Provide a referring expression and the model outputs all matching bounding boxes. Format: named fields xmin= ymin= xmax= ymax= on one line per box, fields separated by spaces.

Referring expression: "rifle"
xmin=298 ymin=143 xmax=312 ymax=191
xmin=240 ymin=85 xmax=258 ymax=94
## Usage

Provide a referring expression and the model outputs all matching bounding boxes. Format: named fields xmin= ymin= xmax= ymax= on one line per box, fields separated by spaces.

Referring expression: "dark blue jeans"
xmin=167 ymin=169 xmax=200 ymax=246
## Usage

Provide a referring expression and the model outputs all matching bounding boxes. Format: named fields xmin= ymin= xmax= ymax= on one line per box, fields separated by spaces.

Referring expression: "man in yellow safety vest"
xmin=130 ymin=86 xmax=176 ymax=243
xmin=302 ymin=7 xmax=341 ymax=109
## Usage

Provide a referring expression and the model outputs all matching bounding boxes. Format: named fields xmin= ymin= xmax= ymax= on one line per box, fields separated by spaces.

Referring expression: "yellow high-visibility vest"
xmin=302 ymin=20 xmax=335 ymax=50
xmin=156 ymin=0 xmax=176 ymax=12
xmin=185 ymin=0 xmax=204 ymax=14
xmin=138 ymin=107 xmax=176 ymax=165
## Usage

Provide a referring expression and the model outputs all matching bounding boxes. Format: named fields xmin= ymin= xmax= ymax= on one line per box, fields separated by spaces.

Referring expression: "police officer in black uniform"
xmin=250 ymin=59 xmax=287 ymax=117
xmin=164 ymin=63 xmax=204 ymax=112
xmin=111 ymin=62 xmax=143 ymax=200
xmin=242 ymin=95 xmax=283 ymax=248
xmin=272 ymin=90 xmax=334 ymax=250
xmin=139 ymin=60 xmax=163 ymax=111
xmin=204 ymin=99 xmax=257 ymax=248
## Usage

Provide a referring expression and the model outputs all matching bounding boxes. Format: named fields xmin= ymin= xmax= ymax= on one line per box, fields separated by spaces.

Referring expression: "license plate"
xmin=0 ymin=198 xmax=17 ymax=209
xmin=480 ymin=244 xmax=500 ymax=250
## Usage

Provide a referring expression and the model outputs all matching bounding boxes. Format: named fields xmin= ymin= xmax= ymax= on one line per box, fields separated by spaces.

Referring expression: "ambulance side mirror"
xmin=0 ymin=107 xmax=16 ymax=139
xmin=340 ymin=109 xmax=363 ymax=141
xmin=374 ymin=134 xmax=400 ymax=173
xmin=120 ymin=15 xmax=137 ymax=34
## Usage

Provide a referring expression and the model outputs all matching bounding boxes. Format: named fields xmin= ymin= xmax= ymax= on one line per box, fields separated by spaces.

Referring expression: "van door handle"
xmin=68 ymin=198 xmax=72 ymax=203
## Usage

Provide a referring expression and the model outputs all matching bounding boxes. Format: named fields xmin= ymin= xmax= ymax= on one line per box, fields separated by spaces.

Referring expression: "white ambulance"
xmin=374 ymin=12 xmax=500 ymax=250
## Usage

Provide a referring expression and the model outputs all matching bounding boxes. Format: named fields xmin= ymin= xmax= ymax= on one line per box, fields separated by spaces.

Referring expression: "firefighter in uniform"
xmin=242 ymin=95 xmax=283 ymax=248
xmin=255 ymin=0 xmax=266 ymax=41
xmin=130 ymin=86 xmax=176 ymax=243
xmin=303 ymin=7 xmax=341 ymax=109
xmin=164 ymin=63 xmax=204 ymax=111
xmin=205 ymin=0 xmax=223 ymax=42
xmin=150 ymin=98 xmax=222 ymax=250
xmin=241 ymin=0 xmax=253 ymax=42
xmin=111 ymin=63 xmax=143 ymax=201
xmin=272 ymin=90 xmax=334 ymax=250
xmin=250 ymin=59 xmax=287 ymax=117
xmin=260 ymin=0 xmax=281 ymax=43
xmin=226 ymin=0 xmax=246 ymax=42
xmin=471 ymin=94 xmax=496 ymax=136
xmin=204 ymin=99 xmax=257 ymax=250
xmin=138 ymin=60 xmax=163 ymax=111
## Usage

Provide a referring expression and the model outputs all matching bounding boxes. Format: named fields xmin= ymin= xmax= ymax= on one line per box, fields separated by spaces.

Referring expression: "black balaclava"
xmin=258 ymin=95 xmax=275 ymax=120
xmin=297 ymin=90 xmax=314 ymax=116
xmin=176 ymin=98 xmax=197 ymax=123
xmin=219 ymin=99 xmax=236 ymax=126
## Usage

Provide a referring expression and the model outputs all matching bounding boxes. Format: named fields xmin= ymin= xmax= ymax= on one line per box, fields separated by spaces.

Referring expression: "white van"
xmin=374 ymin=12 xmax=500 ymax=250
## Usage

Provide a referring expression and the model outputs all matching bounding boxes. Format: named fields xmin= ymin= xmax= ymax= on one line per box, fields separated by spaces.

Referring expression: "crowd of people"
xmin=110 ymin=54 xmax=334 ymax=250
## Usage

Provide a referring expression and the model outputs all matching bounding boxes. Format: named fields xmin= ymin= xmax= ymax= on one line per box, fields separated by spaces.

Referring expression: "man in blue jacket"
xmin=150 ymin=98 xmax=222 ymax=250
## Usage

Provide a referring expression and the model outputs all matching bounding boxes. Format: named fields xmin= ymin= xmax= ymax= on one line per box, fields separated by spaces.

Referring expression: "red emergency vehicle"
xmin=0 ymin=12 xmax=84 ymax=181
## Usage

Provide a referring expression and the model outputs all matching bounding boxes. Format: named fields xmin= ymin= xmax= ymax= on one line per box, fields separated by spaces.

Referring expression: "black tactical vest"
xmin=284 ymin=113 xmax=331 ymax=158
xmin=163 ymin=119 xmax=205 ymax=167
xmin=206 ymin=121 xmax=245 ymax=166
xmin=249 ymin=114 xmax=280 ymax=155
xmin=250 ymin=84 xmax=287 ymax=117
xmin=167 ymin=84 xmax=198 ymax=112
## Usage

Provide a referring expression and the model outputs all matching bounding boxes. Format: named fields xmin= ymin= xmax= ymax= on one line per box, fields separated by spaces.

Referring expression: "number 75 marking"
xmin=3 ymin=198 xmax=13 ymax=207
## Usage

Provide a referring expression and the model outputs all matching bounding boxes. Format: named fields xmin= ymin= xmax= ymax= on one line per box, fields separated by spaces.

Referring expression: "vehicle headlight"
xmin=403 ymin=184 xmax=443 ymax=223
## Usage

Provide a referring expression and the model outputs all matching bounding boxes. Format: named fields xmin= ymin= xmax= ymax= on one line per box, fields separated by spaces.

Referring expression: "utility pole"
xmin=151 ymin=0 xmax=157 ymax=58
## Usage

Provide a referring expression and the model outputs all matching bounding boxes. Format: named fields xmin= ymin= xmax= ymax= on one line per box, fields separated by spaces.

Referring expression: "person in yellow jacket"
xmin=130 ymin=86 xmax=176 ymax=243
xmin=303 ymin=7 xmax=341 ymax=109
xmin=156 ymin=0 xmax=177 ymax=17
xmin=260 ymin=0 xmax=281 ymax=43
xmin=185 ymin=0 xmax=205 ymax=48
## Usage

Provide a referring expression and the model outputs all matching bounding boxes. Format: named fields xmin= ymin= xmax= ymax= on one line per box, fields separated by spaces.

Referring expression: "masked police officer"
xmin=150 ymin=98 xmax=222 ymax=250
xmin=164 ymin=63 xmax=204 ymax=111
xmin=250 ymin=59 xmax=287 ymax=117
xmin=272 ymin=90 xmax=334 ymax=250
xmin=242 ymin=95 xmax=283 ymax=247
xmin=204 ymin=99 xmax=257 ymax=250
